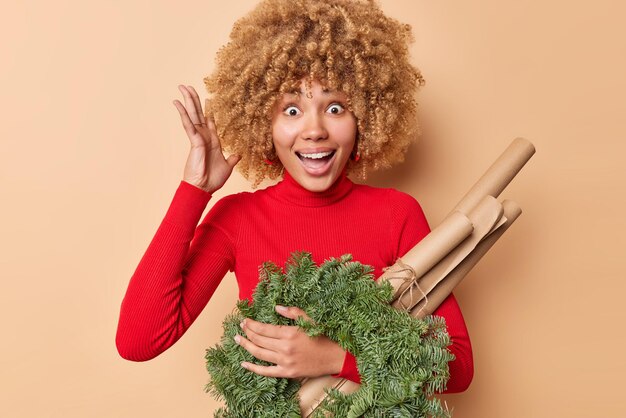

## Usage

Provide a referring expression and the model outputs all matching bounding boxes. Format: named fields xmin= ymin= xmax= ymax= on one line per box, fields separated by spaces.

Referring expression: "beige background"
xmin=1 ymin=0 xmax=624 ymax=416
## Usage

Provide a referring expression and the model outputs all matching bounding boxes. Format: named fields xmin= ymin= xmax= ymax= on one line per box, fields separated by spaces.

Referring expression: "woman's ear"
xmin=350 ymin=134 xmax=360 ymax=161
xmin=264 ymin=145 xmax=278 ymax=165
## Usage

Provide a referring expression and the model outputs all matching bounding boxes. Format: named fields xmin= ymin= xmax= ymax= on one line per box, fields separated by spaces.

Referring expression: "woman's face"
xmin=271 ymin=79 xmax=357 ymax=192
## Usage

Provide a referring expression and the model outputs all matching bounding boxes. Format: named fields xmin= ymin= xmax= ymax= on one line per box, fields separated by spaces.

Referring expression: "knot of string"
xmin=381 ymin=258 xmax=428 ymax=316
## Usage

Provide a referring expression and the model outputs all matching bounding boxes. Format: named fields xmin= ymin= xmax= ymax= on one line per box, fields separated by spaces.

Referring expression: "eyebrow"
xmin=286 ymin=88 xmax=334 ymax=96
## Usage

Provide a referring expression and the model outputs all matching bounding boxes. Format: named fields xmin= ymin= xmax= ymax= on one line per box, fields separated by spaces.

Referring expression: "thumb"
xmin=275 ymin=305 xmax=311 ymax=321
xmin=226 ymin=154 xmax=241 ymax=169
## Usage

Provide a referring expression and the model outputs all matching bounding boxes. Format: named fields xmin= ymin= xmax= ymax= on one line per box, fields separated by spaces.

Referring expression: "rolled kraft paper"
xmin=411 ymin=199 xmax=522 ymax=319
xmin=378 ymin=211 xmax=474 ymax=303
xmin=450 ymin=137 xmax=535 ymax=217
xmin=486 ymin=208 xmax=509 ymax=238
xmin=299 ymin=376 xmax=360 ymax=417
xmin=392 ymin=195 xmax=504 ymax=311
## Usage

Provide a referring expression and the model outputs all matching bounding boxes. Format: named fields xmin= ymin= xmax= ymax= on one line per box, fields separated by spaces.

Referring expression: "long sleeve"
xmin=333 ymin=191 xmax=474 ymax=393
xmin=115 ymin=181 xmax=237 ymax=361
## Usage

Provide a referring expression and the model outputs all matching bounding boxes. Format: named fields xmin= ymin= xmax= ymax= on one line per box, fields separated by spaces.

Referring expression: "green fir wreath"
xmin=205 ymin=252 xmax=454 ymax=417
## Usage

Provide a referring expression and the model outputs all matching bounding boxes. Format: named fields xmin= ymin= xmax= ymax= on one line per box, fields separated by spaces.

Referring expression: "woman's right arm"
xmin=115 ymin=85 xmax=241 ymax=361
xmin=115 ymin=182 xmax=237 ymax=361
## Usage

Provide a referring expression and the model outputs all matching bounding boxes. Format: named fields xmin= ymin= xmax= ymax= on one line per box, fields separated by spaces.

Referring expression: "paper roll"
xmin=392 ymin=195 xmax=504 ymax=312
xmin=411 ymin=199 xmax=522 ymax=319
xmin=378 ymin=210 xmax=474 ymax=304
xmin=298 ymin=375 xmax=359 ymax=417
xmin=449 ymin=137 xmax=535 ymax=217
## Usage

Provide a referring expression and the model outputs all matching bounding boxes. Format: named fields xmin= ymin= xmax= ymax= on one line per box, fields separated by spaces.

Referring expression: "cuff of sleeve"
xmin=163 ymin=181 xmax=212 ymax=227
xmin=331 ymin=351 xmax=361 ymax=384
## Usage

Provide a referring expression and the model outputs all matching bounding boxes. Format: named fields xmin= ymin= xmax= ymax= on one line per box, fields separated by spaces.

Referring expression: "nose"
xmin=301 ymin=113 xmax=328 ymax=141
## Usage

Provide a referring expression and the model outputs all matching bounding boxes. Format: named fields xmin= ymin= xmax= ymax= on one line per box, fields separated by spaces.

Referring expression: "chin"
xmin=300 ymin=177 xmax=336 ymax=192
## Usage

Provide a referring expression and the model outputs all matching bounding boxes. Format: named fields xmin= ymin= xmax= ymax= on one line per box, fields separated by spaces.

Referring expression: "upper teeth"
xmin=299 ymin=151 xmax=333 ymax=159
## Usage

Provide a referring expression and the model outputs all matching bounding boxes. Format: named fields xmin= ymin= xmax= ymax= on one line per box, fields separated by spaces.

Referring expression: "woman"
xmin=116 ymin=0 xmax=473 ymax=392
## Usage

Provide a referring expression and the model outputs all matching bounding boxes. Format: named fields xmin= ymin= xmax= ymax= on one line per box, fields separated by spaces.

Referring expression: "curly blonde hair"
xmin=204 ymin=0 xmax=425 ymax=188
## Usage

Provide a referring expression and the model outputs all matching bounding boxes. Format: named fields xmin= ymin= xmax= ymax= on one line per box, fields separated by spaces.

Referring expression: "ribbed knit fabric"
xmin=116 ymin=169 xmax=474 ymax=393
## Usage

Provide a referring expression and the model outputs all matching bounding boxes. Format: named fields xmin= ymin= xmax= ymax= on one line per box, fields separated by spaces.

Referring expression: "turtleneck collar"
xmin=267 ymin=167 xmax=354 ymax=207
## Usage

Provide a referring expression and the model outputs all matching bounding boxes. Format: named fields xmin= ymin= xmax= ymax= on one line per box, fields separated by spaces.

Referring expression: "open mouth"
xmin=296 ymin=150 xmax=336 ymax=174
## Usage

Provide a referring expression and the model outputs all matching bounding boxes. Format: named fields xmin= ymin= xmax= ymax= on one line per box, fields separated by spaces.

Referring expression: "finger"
xmin=173 ymin=100 xmax=207 ymax=149
xmin=172 ymin=99 xmax=199 ymax=138
xmin=275 ymin=305 xmax=312 ymax=322
xmin=234 ymin=334 xmax=278 ymax=364
xmin=240 ymin=362 xmax=288 ymax=378
xmin=242 ymin=323 xmax=282 ymax=352
xmin=186 ymin=85 xmax=207 ymax=125
xmin=243 ymin=318 xmax=293 ymax=339
xmin=177 ymin=85 xmax=202 ymax=125
xmin=199 ymin=98 xmax=223 ymax=150
xmin=204 ymin=111 xmax=221 ymax=149
xmin=226 ymin=154 xmax=241 ymax=169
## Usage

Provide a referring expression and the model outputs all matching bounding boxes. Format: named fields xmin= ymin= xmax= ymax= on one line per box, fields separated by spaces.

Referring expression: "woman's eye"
xmin=283 ymin=106 xmax=301 ymax=116
xmin=327 ymin=103 xmax=345 ymax=115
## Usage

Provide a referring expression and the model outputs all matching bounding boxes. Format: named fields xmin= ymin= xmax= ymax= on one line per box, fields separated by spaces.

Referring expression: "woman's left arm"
xmin=391 ymin=192 xmax=475 ymax=393
xmin=431 ymin=292 xmax=474 ymax=393
xmin=234 ymin=305 xmax=346 ymax=378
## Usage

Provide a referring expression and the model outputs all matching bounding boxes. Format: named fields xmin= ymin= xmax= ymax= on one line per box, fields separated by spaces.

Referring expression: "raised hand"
xmin=234 ymin=305 xmax=347 ymax=379
xmin=173 ymin=85 xmax=241 ymax=194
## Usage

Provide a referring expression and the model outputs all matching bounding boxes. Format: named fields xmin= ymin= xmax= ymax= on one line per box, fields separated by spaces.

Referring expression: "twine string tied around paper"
xmin=381 ymin=258 xmax=428 ymax=316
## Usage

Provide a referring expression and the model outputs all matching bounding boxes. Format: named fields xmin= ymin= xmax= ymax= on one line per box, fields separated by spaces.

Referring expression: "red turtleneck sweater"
xmin=116 ymin=170 xmax=474 ymax=393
